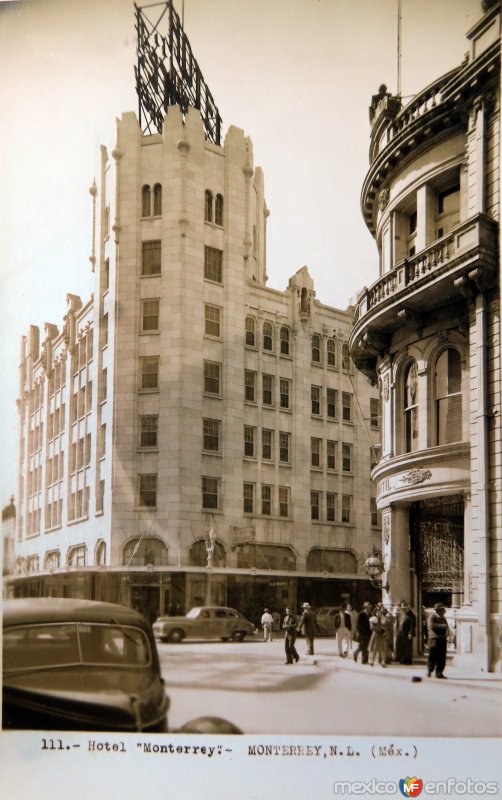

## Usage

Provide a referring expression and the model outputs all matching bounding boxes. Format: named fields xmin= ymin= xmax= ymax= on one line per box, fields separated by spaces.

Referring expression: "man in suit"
xmin=427 ymin=603 xmax=450 ymax=679
xmin=297 ymin=602 xmax=319 ymax=655
xmin=282 ymin=607 xmax=300 ymax=664
xmin=353 ymin=601 xmax=372 ymax=664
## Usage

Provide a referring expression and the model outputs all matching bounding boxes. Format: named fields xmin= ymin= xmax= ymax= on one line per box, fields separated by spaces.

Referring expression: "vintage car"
xmin=315 ymin=606 xmax=341 ymax=637
xmin=2 ymin=597 xmax=170 ymax=732
xmin=152 ymin=605 xmax=256 ymax=643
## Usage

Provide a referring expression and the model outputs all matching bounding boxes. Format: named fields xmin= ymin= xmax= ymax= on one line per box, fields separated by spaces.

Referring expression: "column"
xmin=382 ymin=504 xmax=411 ymax=607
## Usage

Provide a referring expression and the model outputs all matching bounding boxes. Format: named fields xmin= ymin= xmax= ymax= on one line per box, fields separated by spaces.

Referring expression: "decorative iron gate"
xmin=410 ymin=495 xmax=464 ymax=597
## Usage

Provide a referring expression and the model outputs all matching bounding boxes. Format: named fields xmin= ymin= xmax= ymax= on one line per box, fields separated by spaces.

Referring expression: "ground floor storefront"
xmin=6 ymin=568 xmax=380 ymax=629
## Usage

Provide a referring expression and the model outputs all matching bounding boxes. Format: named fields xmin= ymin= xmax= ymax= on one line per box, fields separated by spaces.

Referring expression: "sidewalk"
xmin=305 ymin=637 xmax=502 ymax=689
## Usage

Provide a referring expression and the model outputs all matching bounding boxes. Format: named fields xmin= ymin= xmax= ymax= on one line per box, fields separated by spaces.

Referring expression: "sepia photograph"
xmin=1 ymin=0 xmax=501 ymax=797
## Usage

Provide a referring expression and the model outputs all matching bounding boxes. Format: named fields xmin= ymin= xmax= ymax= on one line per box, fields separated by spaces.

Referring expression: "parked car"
xmin=2 ymin=597 xmax=169 ymax=732
xmin=152 ymin=606 xmax=256 ymax=643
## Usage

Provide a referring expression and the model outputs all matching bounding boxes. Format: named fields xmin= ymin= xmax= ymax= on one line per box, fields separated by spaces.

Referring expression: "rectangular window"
xmin=243 ymin=482 xmax=254 ymax=514
xmin=78 ymin=437 xmax=84 ymax=470
xmin=262 ymin=429 xmax=273 ymax=460
xmin=311 ymin=437 xmax=321 ymax=468
xmin=99 ymin=423 xmax=106 ymax=458
xmin=341 ymin=342 xmax=351 ymax=372
xmin=101 ymin=314 xmax=109 ymax=348
xmin=96 ymin=479 xmax=105 ymax=513
xmin=279 ymin=431 xmax=290 ymax=463
xmin=141 ymin=415 xmax=158 ymax=448
xmin=85 ymin=433 xmax=91 ymax=466
xmin=262 ymin=374 xmax=274 ymax=406
xmin=311 ymin=385 xmax=321 ymax=415
xmin=142 ymin=298 xmax=160 ymax=332
xmin=280 ymin=378 xmax=291 ymax=410
xmin=204 ymin=304 xmax=221 ymax=337
xmin=342 ymin=494 xmax=352 ymax=523
xmin=100 ymin=368 xmax=107 ymax=403
xmin=370 ymin=397 xmax=380 ymax=429
xmin=204 ymin=361 xmax=221 ymax=395
xmin=203 ymin=418 xmax=220 ymax=452
xmin=342 ymin=442 xmax=352 ymax=472
xmin=342 ymin=392 xmax=352 ymax=422
xmin=86 ymin=381 xmax=92 ymax=414
xmin=204 ymin=246 xmax=223 ymax=283
xmin=327 ymin=492 xmax=336 ymax=522
xmin=142 ymin=240 xmax=161 ymax=275
xmin=202 ymin=476 xmax=219 ymax=510
xmin=245 ymin=370 xmax=256 ymax=402
xmin=261 ymin=484 xmax=272 ymax=516
xmin=327 ymin=439 xmax=337 ymax=470
xmin=141 ymin=356 xmax=159 ymax=390
xmin=139 ymin=474 xmax=157 ymax=507
xmin=327 ymin=338 xmax=336 ymax=368
xmin=311 ymin=490 xmax=320 ymax=521
xmin=371 ymin=497 xmax=380 ymax=527
xmin=327 ymin=388 xmax=338 ymax=419
xmin=279 ymin=486 xmax=290 ymax=518
xmin=244 ymin=426 xmax=255 ymax=458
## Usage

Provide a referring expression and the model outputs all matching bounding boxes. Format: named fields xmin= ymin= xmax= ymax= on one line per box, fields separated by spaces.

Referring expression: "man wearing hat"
xmin=426 ymin=603 xmax=450 ymax=679
xmin=297 ymin=602 xmax=319 ymax=655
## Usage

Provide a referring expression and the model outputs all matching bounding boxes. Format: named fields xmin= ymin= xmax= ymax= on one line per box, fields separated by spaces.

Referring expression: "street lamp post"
xmin=364 ymin=548 xmax=389 ymax=592
xmin=205 ymin=528 xmax=215 ymax=605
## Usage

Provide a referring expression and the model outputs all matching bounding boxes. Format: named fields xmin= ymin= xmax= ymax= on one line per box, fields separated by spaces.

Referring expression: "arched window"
xmin=204 ymin=190 xmax=213 ymax=222
xmin=95 ymin=540 xmax=106 ymax=566
xmin=306 ymin=548 xmax=357 ymax=574
xmin=236 ymin=544 xmax=296 ymax=571
xmin=312 ymin=334 xmax=321 ymax=363
xmin=263 ymin=321 xmax=273 ymax=351
xmin=67 ymin=545 xmax=86 ymax=567
xmin=189 ymin=539 xmax=226 ymax=567
xmin=153 ymin=183 xmax=162 ymax=216
xmin=404 ymin=361 xmax=419 ymax=453
xmin=142 ymin=185 xmax=151 ymax=218
xmin=245 ymin=316 xmax=256 ymax=347
xmin=280 ymin=326 xmax=290 ymax=356
xmin=123 ymin=537 xmax=169 ymax=567
xmin=327 ymin=338 xmax=336 ymax=367
xmin=44 ymin=550 xmax=60 ymax=571
xmin=435 ymin=348 xmax=462 ymax=444
xmin=215 ymin=193 xmax=223 ymax=226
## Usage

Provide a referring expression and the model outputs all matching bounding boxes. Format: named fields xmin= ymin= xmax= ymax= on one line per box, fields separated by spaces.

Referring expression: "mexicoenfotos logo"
xmin=399 ymin=777 xmax=423 ymax=797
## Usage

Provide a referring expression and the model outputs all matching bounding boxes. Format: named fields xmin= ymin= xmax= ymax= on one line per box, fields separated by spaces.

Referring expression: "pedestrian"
xmin=297 ymin=602 xmax=319 ymax=655
xmin=395 ymin=600 xmax=417 ymax=665
xmin=261 ymin=608 xmax=274 ymax=642
xmin=346 ymin=602 xmax=358 ymax=650
xmin=282 ymin=607 xmax=300 ymax=664
xmin=368 ymin=610 xmax=387 ymax=667
xmin=336 ymin=604 xmax=352 ymax=657
xmin=353 ymin=601 xmax=372 ymax=664
xmin=380 ymin=607 xmax=394 ymax=665
xmin=427 ymin=603 xmax=450 ymax=679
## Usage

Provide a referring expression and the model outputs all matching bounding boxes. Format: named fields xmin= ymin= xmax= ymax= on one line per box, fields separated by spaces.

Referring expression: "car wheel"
xmin=231 ymin=631 xmax=245 ymax=642
xmin=168 ymin=628 xmax=185 ymax=644
xmin=221 ymin=637 xmax=230 ymax=642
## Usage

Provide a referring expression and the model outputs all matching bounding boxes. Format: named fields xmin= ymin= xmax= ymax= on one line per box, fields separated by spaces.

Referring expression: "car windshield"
xmin=186 ymin=608 xmax=203 ymax=619
xmin=3 ymin=623 xmax=151 ymax=672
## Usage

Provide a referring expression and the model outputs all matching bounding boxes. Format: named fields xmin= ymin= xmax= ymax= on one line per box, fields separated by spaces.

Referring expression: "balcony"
xmin=350 ymin=214 xmax=498 ymax=378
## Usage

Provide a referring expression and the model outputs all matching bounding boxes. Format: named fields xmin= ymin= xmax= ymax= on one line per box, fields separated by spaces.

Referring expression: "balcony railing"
xmin=353 ymin=214 xmax=497 ymax=324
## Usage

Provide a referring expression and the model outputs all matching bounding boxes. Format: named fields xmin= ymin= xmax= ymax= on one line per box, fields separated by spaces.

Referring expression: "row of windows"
xmin=71 ymin=381 xmax=92 ymax=424
xmin=141 ymin=242 xmax=224 ymax=282
xmin=46 ymin=453 xmax=64 ymax=487
xmin=243 ymin=483 xmax=291 ymax=517
xmin=47 ymin=404 xmax=66 ymax=442
xmin=28 ymin=424 xmax=44 ymax=456
xmin=70 ymin=434 xmax=91 ymax=474
xmin=245 ymin=317 xmax=291 ymax=355
xmin=47 ymin=360 xmax=67 ymax=398
xmin=310 ymin=491 xmax=352 ymax=523
xmin=70 ymin=329 xmax=94 ymax=376
xmin=68 ymin=487 xmax=90 ymax=522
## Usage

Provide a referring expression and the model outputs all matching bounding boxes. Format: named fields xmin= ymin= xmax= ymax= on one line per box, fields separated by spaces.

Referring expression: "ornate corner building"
xmin=7 ymin=4 xmax=382 ymax=623
xmin=350 ymin=2 xmax=501 ymax=670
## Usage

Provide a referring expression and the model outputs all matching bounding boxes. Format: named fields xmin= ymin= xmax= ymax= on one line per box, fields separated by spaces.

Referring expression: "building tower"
xmin=350 ymin=1 xmax=501 ymax=670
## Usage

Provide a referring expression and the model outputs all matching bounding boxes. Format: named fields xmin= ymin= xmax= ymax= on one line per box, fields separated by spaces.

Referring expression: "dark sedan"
xmin=2 ymin=597 xmax=169 ymax=732
xmin=152 ymin=605 xmax=256 ymax=643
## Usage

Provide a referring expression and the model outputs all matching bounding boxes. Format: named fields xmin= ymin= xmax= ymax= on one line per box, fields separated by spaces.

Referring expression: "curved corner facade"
xmin=350 ymin=5 xmax=501 ymax=671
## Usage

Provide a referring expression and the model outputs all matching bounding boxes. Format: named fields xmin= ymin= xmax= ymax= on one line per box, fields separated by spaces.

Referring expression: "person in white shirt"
xmin=261 ymin=608 xmax=274 ymax=642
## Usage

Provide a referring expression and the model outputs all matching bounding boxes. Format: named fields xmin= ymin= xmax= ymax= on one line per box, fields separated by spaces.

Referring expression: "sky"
xmin=0 ymin=0 xmax=481 ymax=503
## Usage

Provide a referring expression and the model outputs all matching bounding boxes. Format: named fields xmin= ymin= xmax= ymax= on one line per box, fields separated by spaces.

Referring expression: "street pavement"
xmin=158 ymin=635 xmax=502 ymax=736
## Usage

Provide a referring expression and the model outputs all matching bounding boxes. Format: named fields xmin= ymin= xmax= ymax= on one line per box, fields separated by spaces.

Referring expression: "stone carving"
xmin=378 ymin=187 xmax=390 ymax=211
xmin=400 ymin=469 xmax=432 ymax=486
xmin=382 ymin=514 xmax=391 ymax=545
xmin=384 ymin=374 xmax=390 ymax=401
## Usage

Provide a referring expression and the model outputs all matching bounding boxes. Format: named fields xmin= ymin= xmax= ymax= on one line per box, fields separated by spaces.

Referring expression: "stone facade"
xmin=350 ymin=4 xmax=501 ymax=670
xmin=10 ymin=106 xmax=381 ymax=623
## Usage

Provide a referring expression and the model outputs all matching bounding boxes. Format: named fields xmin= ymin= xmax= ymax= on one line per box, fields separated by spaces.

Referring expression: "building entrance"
xmin=410 ymin=494 xmax=464 ymax=650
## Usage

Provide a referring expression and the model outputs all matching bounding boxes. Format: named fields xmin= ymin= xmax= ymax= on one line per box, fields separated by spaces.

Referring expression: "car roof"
xmin=3 ymin=598 xmax=147 ymax=628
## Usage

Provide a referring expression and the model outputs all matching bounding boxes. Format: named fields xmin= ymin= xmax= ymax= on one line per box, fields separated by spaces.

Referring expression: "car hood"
xmin=3 ymin=667 xmax=168 ymax=731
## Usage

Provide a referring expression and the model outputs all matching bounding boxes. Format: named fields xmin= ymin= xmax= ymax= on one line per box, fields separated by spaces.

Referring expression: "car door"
xmin=213 ymin=608 xmax=229 ymax=637
xmin=192 ymin=608 xmax=212 ymax=638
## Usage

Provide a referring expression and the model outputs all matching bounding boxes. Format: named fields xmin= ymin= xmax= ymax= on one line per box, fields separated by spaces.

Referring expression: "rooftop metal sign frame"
xmin=134 ymin=1 xmax=222 ymax=144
